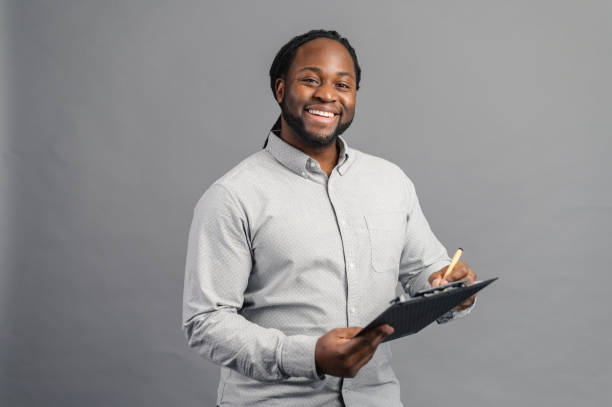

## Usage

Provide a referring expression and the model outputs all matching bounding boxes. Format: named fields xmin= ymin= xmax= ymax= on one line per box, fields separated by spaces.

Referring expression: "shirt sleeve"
xmin=397 ymin=173 xmax=451 ymax=296
xmin=397 ymin=173 xmax=477 ymax=323
xmin=182 ymin=183 xmax=322 ymax=382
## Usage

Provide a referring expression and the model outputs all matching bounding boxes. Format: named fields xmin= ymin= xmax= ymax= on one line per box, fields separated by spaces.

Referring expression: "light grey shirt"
xmin=182 ymin=131 xmax=470 ymax=406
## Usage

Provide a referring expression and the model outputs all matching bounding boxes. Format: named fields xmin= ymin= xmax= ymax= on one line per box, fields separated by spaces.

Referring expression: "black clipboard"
xmin=357 ymin=277 xmax=498 ymax=342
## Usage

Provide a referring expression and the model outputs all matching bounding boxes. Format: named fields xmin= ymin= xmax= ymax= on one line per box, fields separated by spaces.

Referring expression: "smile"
xmin=306 ymin=109 xmax=337 ymax=118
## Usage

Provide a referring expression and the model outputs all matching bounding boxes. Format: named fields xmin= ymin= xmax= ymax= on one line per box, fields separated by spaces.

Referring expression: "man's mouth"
xmin=305 ymin=108 xmax=340 ymax=127
xmin=306 ymin=108 xmax=337 ymax=118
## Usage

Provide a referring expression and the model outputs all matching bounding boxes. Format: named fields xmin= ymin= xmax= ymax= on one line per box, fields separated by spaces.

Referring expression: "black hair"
xmin=269 ymin=29 xmax=361 ymax=100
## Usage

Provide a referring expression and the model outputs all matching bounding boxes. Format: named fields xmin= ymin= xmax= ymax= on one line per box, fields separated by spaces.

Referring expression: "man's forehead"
xmin=290 ymin=38 xmax=355 ymax=76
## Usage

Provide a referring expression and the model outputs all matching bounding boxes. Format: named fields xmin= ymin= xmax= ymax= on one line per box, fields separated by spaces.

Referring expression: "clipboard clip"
xmin=389 ymin=294 xmax=407 ymax=305
xmin=389 ymin=279 xmax=472 ymax=305
xmin=413 ymin=279 xmax=469 ymax=297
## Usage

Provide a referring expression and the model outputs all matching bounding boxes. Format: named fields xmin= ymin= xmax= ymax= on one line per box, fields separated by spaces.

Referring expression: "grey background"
xmin=1 ymin=1 xmax=611 ymax=406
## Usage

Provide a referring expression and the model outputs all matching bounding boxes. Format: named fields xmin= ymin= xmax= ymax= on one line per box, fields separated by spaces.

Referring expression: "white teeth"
xmin=308 ymin=109 xmax=335 ymax=118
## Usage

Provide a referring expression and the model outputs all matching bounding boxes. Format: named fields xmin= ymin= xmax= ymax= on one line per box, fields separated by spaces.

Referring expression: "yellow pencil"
xmin=443 ymin=248 xmax=463 ymax=280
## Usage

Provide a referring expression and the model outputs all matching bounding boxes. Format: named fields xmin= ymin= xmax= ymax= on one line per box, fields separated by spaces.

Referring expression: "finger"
xmin=431 ymin=272 xmax=449 ymax=286
xmin=344 ymin=337 xmax=377 ymax=368
xmin=349 ymin=327 xmax=392 ymax=372
xmin=465 ymin=274 xmax=476 ymax=285
xmin=428 ymin=271 xmax=443 ymax=285
xmin=448 ymin=266 xmax=467 ymax=281
xmin=448 ymin=262 xmax=473 ymax=282
xmin=345 ymin=324 xmax=392 ymax=354
xmin=458 ymin=266 xmax=476 ymax=285
xmin=454 ymin=294 xmax=476 ymax=310
xmin=466 ymin=268 xmax=477 ymax=284
xmin=337 ymin=327 xmax=364 ymax=339
xmin=344 ymin=325 xmax=390 ymax=367
xmin=357 ymin=325 xmax=393 ymax=344
xmin=348 ymin=349 xmax=376 ymax=376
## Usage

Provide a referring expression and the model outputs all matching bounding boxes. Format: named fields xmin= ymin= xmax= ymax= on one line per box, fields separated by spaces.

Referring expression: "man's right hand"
xmin=314 ymin=324 xmax=394 ymax=378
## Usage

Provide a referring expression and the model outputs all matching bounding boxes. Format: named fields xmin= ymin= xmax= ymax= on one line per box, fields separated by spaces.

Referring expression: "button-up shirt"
xmin=183 ymin=131 xmax=464 ymax=406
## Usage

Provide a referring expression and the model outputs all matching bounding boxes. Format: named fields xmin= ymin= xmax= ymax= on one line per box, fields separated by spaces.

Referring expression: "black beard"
xmin=280 ymin=100 xmax=353 ymax=148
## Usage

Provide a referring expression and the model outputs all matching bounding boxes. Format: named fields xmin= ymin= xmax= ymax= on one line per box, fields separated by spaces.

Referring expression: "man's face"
xmin=275 ymin=38 xmax=357 ymax=147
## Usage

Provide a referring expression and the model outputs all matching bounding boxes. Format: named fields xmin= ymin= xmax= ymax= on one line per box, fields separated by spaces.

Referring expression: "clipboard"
xmin=357 ymin=277 xmax=498 ymax=342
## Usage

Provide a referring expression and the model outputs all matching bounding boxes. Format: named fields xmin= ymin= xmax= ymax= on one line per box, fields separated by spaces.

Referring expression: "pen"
xmin=442 ymin=248 xmax=463 ymax=281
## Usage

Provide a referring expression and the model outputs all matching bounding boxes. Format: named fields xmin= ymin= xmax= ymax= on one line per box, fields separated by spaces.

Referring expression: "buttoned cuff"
xmin=280 ymin=335 xmax=324 ymax=380
xmin=436 ymin=296 xmax=477 ymax=324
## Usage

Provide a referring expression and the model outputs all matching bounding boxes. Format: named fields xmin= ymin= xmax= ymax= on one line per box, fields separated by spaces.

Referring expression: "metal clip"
xmin=389 ymin=294 xmax=407 ymax=305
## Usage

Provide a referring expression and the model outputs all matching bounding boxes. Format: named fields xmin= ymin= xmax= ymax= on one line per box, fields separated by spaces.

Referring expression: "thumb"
xmin=338 ymin=327 xmax=364 ymax=339
xmin=372 ymin=324 xmax=394 ymax=337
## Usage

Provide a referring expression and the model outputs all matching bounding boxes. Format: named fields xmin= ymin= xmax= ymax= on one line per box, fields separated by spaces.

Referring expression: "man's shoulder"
xmin=215 ymin=148 xmax=264 ymax=180
xmin=209 ymin=149 xmax=274 ymax=194
xmin=191 ymin=149 xmax=271 ymax=212
xmin=350 ymin=146 xmax=409 ymax=182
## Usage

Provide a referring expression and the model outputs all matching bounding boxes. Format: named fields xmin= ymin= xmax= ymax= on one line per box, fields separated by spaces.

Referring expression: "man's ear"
xmin=274 ymin=78 xmax=284 ymax=104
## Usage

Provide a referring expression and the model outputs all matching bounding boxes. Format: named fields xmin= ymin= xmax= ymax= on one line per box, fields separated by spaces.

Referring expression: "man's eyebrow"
xmin=297 ymin=66 xmax=355 ymax=79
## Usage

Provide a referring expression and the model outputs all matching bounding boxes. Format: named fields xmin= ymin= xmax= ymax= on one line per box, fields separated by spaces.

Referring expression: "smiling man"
xmin=183 ymin=30 xmax=477 ymax=407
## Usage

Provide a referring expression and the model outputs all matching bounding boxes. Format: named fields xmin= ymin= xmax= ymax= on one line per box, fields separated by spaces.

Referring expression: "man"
xmin=183 ymin=29 xmax=477 ymax=406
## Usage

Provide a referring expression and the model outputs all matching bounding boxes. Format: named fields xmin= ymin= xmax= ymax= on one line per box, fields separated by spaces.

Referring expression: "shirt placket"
xmin=326 ymin=171 xmax=359 ymax=327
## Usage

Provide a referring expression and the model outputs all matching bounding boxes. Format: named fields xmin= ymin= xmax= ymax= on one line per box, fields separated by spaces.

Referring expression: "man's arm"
xmin=397 ymin=174 xmax=451 ymax=296
xmin=182 ymin=183 xmax=320 ymax=381
xmin=183 ymin=183 xmax=392 ymax=381
xmin=396 ymin=173 xmax=477 ymax=320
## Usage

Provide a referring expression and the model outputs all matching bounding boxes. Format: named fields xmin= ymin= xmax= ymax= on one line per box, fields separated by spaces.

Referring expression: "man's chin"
xmin=281 ymin=107 xmax=350 ymax=147
xmin=297 ymin=130 xmax=338 ymax=147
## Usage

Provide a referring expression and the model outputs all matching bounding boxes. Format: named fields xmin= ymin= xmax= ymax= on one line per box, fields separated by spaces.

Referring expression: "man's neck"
xmin=279 ymin=121 xmax=339 ymax=177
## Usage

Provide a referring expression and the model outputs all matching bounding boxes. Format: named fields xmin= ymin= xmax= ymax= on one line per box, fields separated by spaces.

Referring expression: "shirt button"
xmin=347 ymin=262 xmax=354 ymax=270
xmin=340 ymin=219 xmax=346 ymax=226
xmin=309 ymin=161 xmax=316 ymax=168
xmin=350 ymin=306 xmax=356 ymax=314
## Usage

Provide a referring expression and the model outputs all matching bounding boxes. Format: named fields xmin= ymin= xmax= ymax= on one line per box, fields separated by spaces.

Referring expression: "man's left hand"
xmin=427 ymin=261 xmax=477 ymax=310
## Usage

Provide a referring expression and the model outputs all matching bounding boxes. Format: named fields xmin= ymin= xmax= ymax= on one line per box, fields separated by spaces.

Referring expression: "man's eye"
xmin=302 ymin=78 xmax=317 ymax=83
xmin=337 ymin=83 xmax=350 ymax=89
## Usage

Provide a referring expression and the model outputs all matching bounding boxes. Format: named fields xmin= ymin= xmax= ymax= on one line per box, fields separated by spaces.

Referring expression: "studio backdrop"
xmin=1 ymin=1 xmax=611 ymax=406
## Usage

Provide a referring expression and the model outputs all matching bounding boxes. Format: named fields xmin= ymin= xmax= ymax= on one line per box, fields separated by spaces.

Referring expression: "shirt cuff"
xmin=436 ymin=296 xmax=477 ymax=324
xmin=280 ymin=335 xmax=324 ymax=380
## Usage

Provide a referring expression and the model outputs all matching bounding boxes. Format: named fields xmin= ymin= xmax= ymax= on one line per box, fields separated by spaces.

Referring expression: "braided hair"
xmin=265 ymin=30 xmax=361 ymax=146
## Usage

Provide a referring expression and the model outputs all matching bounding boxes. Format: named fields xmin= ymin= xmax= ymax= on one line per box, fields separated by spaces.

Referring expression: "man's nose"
xmin=313 ymin=82 xmax=337 ymax=102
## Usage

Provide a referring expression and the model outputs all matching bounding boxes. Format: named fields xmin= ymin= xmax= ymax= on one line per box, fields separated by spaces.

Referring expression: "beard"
xmin=280 ymin=99 xmax=353 ymax=148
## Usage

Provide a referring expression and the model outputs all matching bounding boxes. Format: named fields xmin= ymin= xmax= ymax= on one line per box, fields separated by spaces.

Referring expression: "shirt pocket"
xmin=364 ymin=211 xmax=405 ymax=273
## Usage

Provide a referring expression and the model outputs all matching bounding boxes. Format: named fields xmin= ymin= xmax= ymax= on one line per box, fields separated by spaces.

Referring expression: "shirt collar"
xmin=264 ymin=131 xmax=355 ymax=177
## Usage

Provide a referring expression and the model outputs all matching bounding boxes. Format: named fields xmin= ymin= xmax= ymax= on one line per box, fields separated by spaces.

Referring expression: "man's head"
xmin=269 ymin=30 xmax=360 ymax=148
